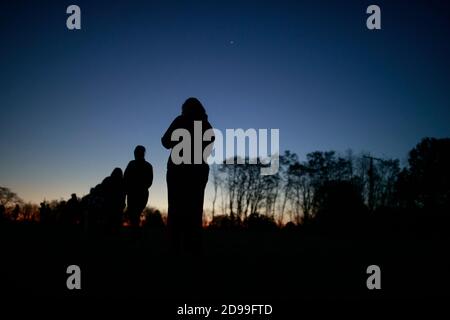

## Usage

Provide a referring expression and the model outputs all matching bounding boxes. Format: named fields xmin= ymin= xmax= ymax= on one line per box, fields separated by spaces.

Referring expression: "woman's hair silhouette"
xmin=181 ymin=97 xmax=207 ymax=120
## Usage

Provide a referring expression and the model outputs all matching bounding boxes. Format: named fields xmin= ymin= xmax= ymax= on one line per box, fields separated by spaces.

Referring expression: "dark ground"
xmin=0 ymin=221 xmax=448 ymax=316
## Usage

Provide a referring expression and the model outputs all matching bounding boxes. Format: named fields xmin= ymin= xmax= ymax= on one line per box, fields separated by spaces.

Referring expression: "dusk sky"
xmin=1 ymin=0 xmax=449 ymax=210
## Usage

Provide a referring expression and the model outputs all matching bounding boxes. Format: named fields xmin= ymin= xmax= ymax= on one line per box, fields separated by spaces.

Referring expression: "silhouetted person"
xmin=82 ymin=185 xmax=104 ymax=236
xmin=39 ymin=201 xmax=50 ymax=224
xmin=102 ymin=167 xmax=126 ymax=235
xmin=65 ymin=193 xmax=80 ymax=225
xmin=0 ymin=204 xmax=5 ymax=225
xmin=124 ymin=146 xmax=153 ymax=231
xmin=12 ymin=204 xmax=20 ymax=221
xmin=162 ymin=97 xmax=214 ymax=255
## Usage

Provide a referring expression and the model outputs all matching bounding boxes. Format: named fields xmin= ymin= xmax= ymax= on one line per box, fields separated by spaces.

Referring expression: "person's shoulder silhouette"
xmin=161 ymin=97 xmax=214 ymax=165
xmin=124 ymin=145 xmax=153 ymax=230
xmin=161 ymin=115 xmax=185 ymax=149
xmin=124 ymin=145 xmax=153 ymax=191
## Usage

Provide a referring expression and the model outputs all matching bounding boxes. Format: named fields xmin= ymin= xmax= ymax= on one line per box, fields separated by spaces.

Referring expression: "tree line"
xmin=1 ymin=137 xmax=449 ymax=231
xmin=208 ymin=137 xmax=449 ymax=229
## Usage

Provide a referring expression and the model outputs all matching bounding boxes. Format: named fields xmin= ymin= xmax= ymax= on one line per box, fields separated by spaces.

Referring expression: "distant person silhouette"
xmin=124 ymin=146 xmax=153 ymax=230
xmin=65 ymin=193 xmax=80 ymax=225
xmin=102 ymin=167 xmax=126 ymax=235
xmin=0 ymin=204 xmax=5 ymax=224
xmin=39 ymin=201 xmax=50 ymax=225
xmin=12 ymin=204 xmax=20 ymax=221
xmin=162 ymin=97 xmax=214 ymax=255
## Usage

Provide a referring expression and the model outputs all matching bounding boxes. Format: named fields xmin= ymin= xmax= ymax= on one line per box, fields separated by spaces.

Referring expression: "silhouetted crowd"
xmin=2 ymin=98 xmax=213 ymax=255
xmin=1 ymin=99 xmax=449 ymax=253
xmin=44 ymin=145 xmax=154 ymax=238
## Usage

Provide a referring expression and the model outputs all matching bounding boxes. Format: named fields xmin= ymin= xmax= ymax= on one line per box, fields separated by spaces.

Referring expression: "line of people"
xmin=79 ymin=145 xmax=153 ymax=237
xmin=58 ymin=97 xmax=213 ymax=255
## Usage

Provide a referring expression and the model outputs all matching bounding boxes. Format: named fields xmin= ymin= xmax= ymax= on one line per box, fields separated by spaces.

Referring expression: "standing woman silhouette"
xmin=162 ymin=97 xmax=214 ymax=255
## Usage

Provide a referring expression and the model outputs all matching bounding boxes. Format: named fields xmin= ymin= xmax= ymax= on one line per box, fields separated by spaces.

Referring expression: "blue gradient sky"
xmin=1 ymin=0 xmax=449 ymax=210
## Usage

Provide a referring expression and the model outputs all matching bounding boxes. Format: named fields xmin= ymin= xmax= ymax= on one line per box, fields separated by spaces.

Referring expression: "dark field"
xmin=1 ymin=220 xmax=447 ymax=304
